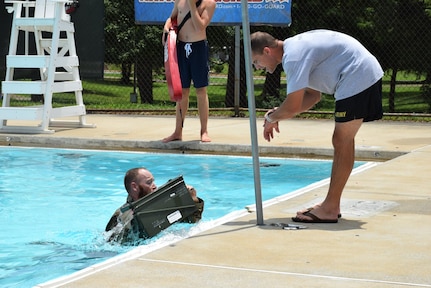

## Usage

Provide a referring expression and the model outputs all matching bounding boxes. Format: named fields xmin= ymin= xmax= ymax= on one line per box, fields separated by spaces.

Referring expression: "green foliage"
xmin=104 ymin=0 xmax=163 ymax=85
xmin=104 ymin=0 xmax=136 ymax=64
xmin=6 ymin=73 xmax=430 ymax=118
xmin=420 ymin=84 xmax=431 ymax=112
xmin=259 ymin=95 xmax=282 ymax=109
xmin=212 ymin=63 xmax=224 ymax=73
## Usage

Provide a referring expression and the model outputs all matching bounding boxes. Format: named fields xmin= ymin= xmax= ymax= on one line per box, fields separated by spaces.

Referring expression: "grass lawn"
xmin=3 ymin=69 xmax=431 ymax=121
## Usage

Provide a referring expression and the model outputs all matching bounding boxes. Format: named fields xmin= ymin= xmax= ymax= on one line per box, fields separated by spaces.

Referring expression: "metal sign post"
xmin=240 ymin=0 xmax=264 ymax=225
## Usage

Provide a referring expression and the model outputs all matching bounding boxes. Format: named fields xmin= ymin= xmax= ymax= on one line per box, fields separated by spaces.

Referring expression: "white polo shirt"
xmin=282 ymin=30 xmax=384 ymax=100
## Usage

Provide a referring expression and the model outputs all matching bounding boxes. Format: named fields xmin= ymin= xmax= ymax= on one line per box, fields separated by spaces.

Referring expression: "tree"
xmin=104 ymin=0 xmax=163 ymax=102
xmin=135 ymin=25 xmax=163 ymax=103
xmin=372 ymin=0 xmax=431 ymax=112
xmin=104 ymin=0 xmax=136 ymax=84
xmin=225 ymin=38 xmax=247 ymax=108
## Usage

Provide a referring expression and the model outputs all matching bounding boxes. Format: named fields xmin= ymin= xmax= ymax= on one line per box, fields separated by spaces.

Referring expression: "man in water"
xmin=105 ymin=167 xmax=204 ymax=243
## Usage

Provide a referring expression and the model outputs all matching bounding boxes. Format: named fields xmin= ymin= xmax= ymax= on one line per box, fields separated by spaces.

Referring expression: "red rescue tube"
xmin=164 ymin=29 xmax=182 ymax=102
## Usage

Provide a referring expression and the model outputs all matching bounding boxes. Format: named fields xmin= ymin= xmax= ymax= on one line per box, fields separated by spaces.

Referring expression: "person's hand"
xmin=263 ymin=121 xmax=280 ymax=142
xmin=187 ymin=185 xmax=199 ymax=203
xmin=263 ymin=109 xmax=280 ymax=142
xmin=162 ymin=18 xmax=171 ymax=46
xmin=162 ymin=30 xmax=169 ymax=46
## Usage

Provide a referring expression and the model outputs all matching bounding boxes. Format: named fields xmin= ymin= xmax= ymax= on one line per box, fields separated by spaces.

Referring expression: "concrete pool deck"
xmin=1 ymin=115 xmax=430 ymax=287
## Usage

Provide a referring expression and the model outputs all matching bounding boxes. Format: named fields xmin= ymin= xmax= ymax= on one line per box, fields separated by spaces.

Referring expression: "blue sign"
xmin=134 ymin=0 xmax=291 ymax=26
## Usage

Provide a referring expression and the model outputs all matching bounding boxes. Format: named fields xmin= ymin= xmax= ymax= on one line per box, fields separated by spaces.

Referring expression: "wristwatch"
xmin=264 ymin=113 xmax=277 ymax=124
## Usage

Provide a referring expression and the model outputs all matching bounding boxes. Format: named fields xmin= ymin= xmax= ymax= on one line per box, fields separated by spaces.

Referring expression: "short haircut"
xmin=250 ymin=31 xmax=277 ymax=55
xmin=124 ymin=167 xmax=148 ymax=193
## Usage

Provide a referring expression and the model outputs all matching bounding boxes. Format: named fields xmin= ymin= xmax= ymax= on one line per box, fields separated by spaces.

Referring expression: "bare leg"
xmin=196 ymin=87 xmax=211 ymax=142
xmin=295 ymin=119 xmax=363 ymax=221
xmin=162 ymin=88 xmax=190 ymax=143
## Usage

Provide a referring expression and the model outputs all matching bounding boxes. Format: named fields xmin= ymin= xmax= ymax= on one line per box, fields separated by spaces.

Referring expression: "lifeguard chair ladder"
xmin=0 ymin=0 xmax=95 ymax=133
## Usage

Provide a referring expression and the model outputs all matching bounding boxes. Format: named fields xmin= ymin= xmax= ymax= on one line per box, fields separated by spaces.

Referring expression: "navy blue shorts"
xmin=334 ymin=79 xmax=383 ymax=123
xmin=177 ymin=40 xmax=210 ymax=89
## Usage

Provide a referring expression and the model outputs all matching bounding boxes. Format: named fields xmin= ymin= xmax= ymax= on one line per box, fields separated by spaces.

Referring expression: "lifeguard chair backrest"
xmin=34 ymin=0 xmax=70 ymax=21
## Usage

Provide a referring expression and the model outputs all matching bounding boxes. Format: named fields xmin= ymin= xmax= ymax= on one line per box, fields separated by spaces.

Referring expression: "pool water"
xmin=0 ymin=147 xmax=363 ymax=287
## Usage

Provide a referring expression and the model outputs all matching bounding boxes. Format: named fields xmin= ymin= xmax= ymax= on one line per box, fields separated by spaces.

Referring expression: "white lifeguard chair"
xmin=0 ymin=0 xmax=95 ymax=133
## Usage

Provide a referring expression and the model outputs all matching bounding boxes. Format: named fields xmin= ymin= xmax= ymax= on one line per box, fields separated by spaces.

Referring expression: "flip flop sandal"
xmin=292 ymin=211 xmax=338 ymax=223
xmin=302 ymin=207 xmax=342 ymax=218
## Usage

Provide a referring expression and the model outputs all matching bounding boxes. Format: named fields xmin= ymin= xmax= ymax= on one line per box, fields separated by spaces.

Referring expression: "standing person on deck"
xmin=161 ymin=0 xmax=216 ymax=143
xmin=250 ymin=30 xmax=384 ymax=223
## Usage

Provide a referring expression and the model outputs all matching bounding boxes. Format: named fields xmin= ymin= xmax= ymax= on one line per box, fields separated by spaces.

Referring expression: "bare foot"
xmin=200 ymin=132 xmax=211 ymax=142
xmin=297 ymin=204 xmax=323 ymax=215
xmin=162 ymin=133 xmax=182 ymax=143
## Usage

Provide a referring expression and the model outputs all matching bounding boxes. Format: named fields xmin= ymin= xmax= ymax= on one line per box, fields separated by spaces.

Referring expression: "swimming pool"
xmin=0 ymin=146 xmax=365 ymax=287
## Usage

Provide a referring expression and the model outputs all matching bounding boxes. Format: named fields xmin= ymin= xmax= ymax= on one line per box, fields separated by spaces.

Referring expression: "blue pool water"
xmin=0 ymin=147 xmax=363 ymax=287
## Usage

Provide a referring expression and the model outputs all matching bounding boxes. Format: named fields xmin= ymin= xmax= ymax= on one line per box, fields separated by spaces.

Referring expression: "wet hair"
xmin=250 ymin=31 xmax=277 ymax=55
xmin=124 ymin=167 xmax=148 ymax=193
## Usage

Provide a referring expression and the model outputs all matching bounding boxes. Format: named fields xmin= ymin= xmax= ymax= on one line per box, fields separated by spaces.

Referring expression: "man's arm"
xmin=188 ymin=0 xmax=216 ymax=32
xmin=162 ymin=0 xmax=179 ymax=45
xmin=262 ymin=88 xmax=321 ymax=142
xmin=270 ymin=89 xmax=306 ymax=121
xmin=267 ymin=88 xmax=320 ymax=121
xmin=261 ymin=90 xmax=303 ymax=142
xmin=105 ymin=210 xmax=120 ymax=232
xmin=183 ymin=185 xmax=204 ymax=223
xmin=301 ymin=88 xmax=321 ymax=111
